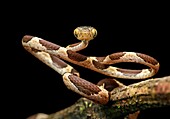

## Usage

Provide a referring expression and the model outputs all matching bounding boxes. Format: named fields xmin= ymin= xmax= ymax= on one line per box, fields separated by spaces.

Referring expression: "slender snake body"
xmin=22 ymin=26 xmax=160 ymax=104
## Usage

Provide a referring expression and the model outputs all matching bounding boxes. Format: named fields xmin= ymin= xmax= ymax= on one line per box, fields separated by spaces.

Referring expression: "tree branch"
xmin=27 ymin=76 xmax=170 ymax=119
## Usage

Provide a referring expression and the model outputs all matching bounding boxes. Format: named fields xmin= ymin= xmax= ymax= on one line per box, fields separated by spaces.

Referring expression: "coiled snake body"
xmin=22 ymin=26 xmax=160 ymax=104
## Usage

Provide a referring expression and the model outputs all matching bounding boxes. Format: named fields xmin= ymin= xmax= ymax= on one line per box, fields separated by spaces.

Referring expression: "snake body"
xmin=22 ymin=26 xmax=160 ymax=104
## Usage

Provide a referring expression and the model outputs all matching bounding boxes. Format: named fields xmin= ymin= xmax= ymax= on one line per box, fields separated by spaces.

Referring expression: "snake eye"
xmin=92 ymin=28 xmax=97 ymax=38
xmin=74 ymin=28 xmax=79 ymax=38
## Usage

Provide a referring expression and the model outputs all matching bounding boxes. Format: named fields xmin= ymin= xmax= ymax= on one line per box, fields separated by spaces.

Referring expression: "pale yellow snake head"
xmin=74 ymin=26 xmax=97 ymax=41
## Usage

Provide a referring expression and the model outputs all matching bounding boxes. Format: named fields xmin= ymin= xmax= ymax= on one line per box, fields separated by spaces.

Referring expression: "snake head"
xmin=74 ymin=26 xmax=97 ymax=41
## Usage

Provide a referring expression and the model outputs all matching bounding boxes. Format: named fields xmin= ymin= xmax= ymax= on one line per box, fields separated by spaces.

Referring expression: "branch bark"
xmin=27 ymin=76 xmax=170 ymax=119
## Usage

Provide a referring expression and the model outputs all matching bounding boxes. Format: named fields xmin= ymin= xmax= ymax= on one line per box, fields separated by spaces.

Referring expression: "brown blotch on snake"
xmin=109 ymin=52 xmax=126 ymax=60
xmin=50 ymin=54 xmax=68 ymax=68
xmin=22 ymin=35 xmax=34 ymax=43
xmin=136 ymin=53 xmax=159 ymax=65
xmin=92 ymin=60 xmax=108 ymax=69
xmin=68 ymin=75 xmax=101 ymax=95
xmin=67 ymin=50 xmax=87 ymax=62
xmin=39 ymin=40 xmax=60 ymax=50
xmin=96 ymin=57 xmax=106 ymax=62
xmin=97 ymin=78 xmax=120 ymax=91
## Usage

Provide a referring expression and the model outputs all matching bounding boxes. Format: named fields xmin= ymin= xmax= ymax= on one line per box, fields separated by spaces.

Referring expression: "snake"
xmin=22 ymin=26 xmax=160 ymax=104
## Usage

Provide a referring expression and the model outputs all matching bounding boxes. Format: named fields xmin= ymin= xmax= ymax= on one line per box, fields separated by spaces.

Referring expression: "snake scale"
xmin=22 ymin=26 xmax=160 ymax=104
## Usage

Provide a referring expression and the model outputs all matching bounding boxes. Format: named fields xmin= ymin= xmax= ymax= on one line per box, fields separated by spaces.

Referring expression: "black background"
xmin=11 ymin=3 xmax=170 ymax=119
